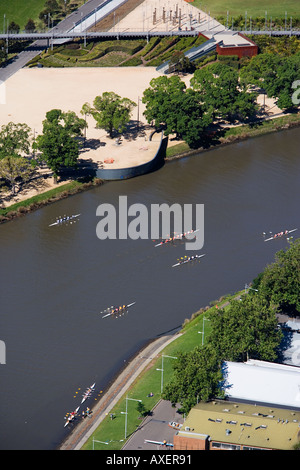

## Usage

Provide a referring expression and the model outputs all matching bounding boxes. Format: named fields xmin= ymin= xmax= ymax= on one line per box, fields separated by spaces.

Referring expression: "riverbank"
xmin=165 ymin=112 xmax=300 ymax=161
xmin=59 ymin=291 xmax=242 ymax=450
xmin=1 ymin=110 xmax=300 ymax=224
xmin=0 ymin=178 xmax=104 ymax=224
xmin=59 ymin=332 xmax=182 ymax=450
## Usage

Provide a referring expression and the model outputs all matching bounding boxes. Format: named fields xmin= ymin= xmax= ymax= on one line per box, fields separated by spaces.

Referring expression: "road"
xmin=122 ymin=400 xmax=183 ymax=451
xmin=0 ymin=0 xmax=114 ymax=82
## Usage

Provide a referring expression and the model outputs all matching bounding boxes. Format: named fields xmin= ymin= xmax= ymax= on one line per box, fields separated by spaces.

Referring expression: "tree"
xmin=168 ymin=88 xmax=213 ymax=147
xmin=24 ymin=19 xmax=36 ymax=32
xmin=207 ymin=295 xmax=282 ymax=362
xmin=88 ymin=92 xmax=136 ymax=138
xmin=142 ymin=75 xmax=212 ymax=147
xmin=35 ymin=109 xmax=84 ymax=183
xmin=168 ymin=51 xmax=194 ymax=74
xmin=0 ymin=122 xmax=32 ymax=159
xmin=0 ymin=156 xmax=34 ymax=194
xmin=8 ymin=21 xmax=20 ymax=33
xmin=45 ymin=0 xmax=59 ymax=11
xmin=142 ymin=75 xmax=186 ymax=129
xmin=136 ymin=401 xmax=149 ymax=418
xmin=58 ymin=0 xmax=71 ymax=14
xmin=163 ymin=345 xmax=223 ymax=415
xmin=191 ymin=62 xmax=257 ymax=122
xmin=252 ymin=239 xmax=300 ymax=315
xmin=0 ymin=40 xmax=7 ymax=64
xmin=240 ymin=52 xmax=300 ymax=111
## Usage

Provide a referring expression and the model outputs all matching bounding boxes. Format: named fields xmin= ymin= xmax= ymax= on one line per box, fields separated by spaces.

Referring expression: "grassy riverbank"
xmin=79 ymin=291 xmax=241 ymax=450
xmin=0 ymin=178 xmax=103 ymax=224
xmin=165 ymin=112 xmax=300 ymax=159
xmin=1 ymin=112 xmax=299 ymax=224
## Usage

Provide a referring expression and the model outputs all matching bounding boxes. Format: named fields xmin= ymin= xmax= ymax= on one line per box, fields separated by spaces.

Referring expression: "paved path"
xmin=122 ymin=400 xmax=183 ymax=451
xmin=60 ymin=332 xmax=182 ymax=450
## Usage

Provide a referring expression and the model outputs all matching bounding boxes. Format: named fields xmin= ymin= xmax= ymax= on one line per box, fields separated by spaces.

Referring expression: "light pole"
xmin=156 ymin=354 xmax=177 ymax=393
xmin=121 ymin=395 xmax=142 ymax=439
xmin=244 ymin=283 xmax=258 ymax=294
xmin=198 ymin=316 xmax=210 ymax=345
xmin=92 ymin=438 xmax=109 ymax=449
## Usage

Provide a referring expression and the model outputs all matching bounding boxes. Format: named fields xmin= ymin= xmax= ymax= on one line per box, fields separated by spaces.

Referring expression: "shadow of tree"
xmin=121 ymin=120 xmax=153 ymax=142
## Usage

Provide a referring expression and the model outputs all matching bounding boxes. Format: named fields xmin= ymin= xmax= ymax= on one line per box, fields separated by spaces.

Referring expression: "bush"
xmin=119 ymin=57 xmax=143 ymax=66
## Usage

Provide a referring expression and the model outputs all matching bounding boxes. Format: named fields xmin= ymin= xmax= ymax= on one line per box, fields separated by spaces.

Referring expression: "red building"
xmin=200 ymin=31 xmax=258 ymax=59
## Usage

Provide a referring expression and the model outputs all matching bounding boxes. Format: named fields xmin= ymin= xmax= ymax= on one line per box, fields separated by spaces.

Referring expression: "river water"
xmin=0 ymin=129 xmax=299 ymax=449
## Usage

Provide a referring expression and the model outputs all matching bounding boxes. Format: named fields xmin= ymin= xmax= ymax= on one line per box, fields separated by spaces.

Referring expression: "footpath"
xmin=59 ymin=332 xmax=182 ymax=450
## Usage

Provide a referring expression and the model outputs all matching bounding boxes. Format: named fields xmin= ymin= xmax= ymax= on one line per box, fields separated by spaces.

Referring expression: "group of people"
xmin=56 ymin=215 xmax=77 ymax=224
xmin=159 ymin=229 xmax=196 ymax=245
xmin=65 ymin=407 xmax=93 ymax=426
xmin=109 ymin=305 xmax=126 ymax=315
xmin=179 ymin=255 xmax=199 ymax=264
xmin=273 ymin=230 xmax=289 ymax=238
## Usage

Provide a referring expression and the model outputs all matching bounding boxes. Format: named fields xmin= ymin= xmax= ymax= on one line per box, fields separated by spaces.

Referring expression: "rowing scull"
xmin=101 ymin=302 xmax=136 ymax=318
xmin=172 ymin=254 xmax=205 ymax=267
xmin=264 ymin=228 xmax=297 ymax=242
xmin=49 ymin=214 xmax=80 ymax=227
xmin=81 ymin=383 xmax=95 ymax=404
xmin=155 ymin=229 xmax=199 ymax=247
xmin=64 ymin=406 xmax=80 ymax=427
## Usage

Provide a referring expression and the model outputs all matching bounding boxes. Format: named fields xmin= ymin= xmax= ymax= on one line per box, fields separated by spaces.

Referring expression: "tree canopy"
xmin=252 ymin=239 xmax=300 ymax=315
xmin=142 ymin=75 xmax=213 ymax=148
xmin=207 ymin=295 xmax=282 ymax=363
xmin=191 ymin=62 xmax=258 ymax=121
xmin=0 ymin=156 xmax=34 ymax=194
xmin=163 ymin=345 xmax=224 ymax=415
xmin=163 ymin=293 xmax=282 ymax=415
xmin=35 ymin=109 xmax=85 ymax=182
xmin=86 ymin=92 xmax=136 ymax=138
xmin=168 ymin=51 xmax=195 ymax=74
xmin=0 ymin=122 xmax=32 ymax=159
xmin=240 ymin=52 xmax=300 ymax=110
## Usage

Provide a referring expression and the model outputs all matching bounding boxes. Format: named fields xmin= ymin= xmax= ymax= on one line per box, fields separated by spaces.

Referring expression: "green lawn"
xmin=193 ymin=0 xmax=300 ymax=18
xmin=0 ymin=0 xmax=86 ymax=31
xmin=0 ymin=0 xmax=46 ymax=31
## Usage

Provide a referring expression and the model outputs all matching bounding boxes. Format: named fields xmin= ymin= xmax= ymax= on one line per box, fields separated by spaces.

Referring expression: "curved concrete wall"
xmin=95 ymin=131 xmax=167 ymax=180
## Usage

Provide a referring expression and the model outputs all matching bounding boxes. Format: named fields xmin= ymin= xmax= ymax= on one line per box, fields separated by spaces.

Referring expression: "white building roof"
xmin=223 ymin=360 xmax=300 ymax=410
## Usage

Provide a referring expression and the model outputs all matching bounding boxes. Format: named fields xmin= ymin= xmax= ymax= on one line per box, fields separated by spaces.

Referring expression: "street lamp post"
xmin=92 ymin=438 xmax=109 ymax=449
xmin=198 ymin=316 xmax=210 ymax=346
xmin=121 ymin=395 xmax=142 ymax=439
xmin=156 ymin=354 xmax=177 ymax=393
xmin=244 ymin=283 xmax=258 ymax=294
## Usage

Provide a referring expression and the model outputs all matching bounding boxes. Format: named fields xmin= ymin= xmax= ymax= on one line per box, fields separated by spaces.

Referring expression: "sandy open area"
xmin=0 ymin=66 xmax=166 ymax=206
xmin=0 ymin=65 xmax=282 ymax=207
xmin=108 ymin=0 xmax=222 ymax=34
xmin=0 ymin=0 xmax=282 ymax=207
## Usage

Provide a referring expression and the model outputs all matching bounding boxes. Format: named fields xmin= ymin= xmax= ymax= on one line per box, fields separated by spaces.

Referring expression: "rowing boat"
xmin=101 ymin=302 xmax=136 ymax=318
xmin=172 ymin=254 xmax=205 ymax=267
xmin=264 ymin=228 xmax=297 ymax=242
xmin=49 ymin=214 xmax=80 ymax=227
xmin=154 ymin=229 xmax=199 ymax=247
xmin=64 ymin=406 xmax=80 ymax=427
xmin=81 ymin=383 xmax=95 ymax=404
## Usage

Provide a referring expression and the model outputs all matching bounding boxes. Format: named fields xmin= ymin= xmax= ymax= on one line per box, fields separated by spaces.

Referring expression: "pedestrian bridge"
xmin=0 ymin=29 xmax=299 ymax=43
